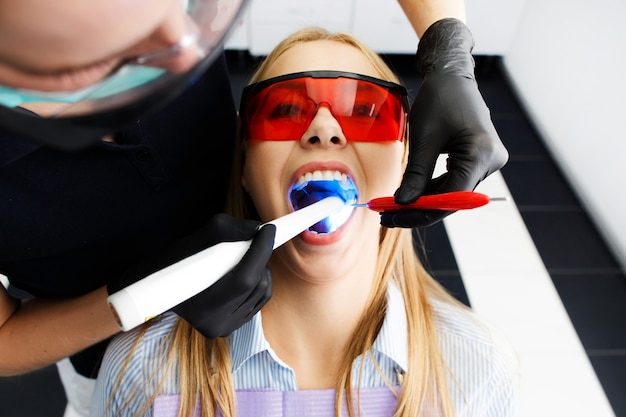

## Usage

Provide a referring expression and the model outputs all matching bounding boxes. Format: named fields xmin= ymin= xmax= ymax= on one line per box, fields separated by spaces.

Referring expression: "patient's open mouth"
xmin=289 ymin=170 xmax=358 ymax=234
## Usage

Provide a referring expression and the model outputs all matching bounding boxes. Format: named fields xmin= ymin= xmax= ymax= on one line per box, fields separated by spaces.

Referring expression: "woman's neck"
xmin=261 ymin=252 xmax=378 ymax=389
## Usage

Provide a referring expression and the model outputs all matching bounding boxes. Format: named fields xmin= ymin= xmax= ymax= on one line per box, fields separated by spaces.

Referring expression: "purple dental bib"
xmin=153 ymin=387 xmax=400 ymax=417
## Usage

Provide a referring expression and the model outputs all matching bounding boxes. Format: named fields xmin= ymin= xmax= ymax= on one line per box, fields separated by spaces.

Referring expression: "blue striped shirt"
xmin=90 ymin=285 xmax=518 ymax=416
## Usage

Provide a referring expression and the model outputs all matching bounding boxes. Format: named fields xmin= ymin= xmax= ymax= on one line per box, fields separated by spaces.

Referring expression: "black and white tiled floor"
xmin=1 ymin=54 xmax=624 ymax=417
xmin=475 ymin=56 xmax=625 ymax=416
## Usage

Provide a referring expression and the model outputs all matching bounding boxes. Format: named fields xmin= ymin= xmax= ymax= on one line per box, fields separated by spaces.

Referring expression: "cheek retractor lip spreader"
xmin=107 ymin=196 xmax=345 ymax=331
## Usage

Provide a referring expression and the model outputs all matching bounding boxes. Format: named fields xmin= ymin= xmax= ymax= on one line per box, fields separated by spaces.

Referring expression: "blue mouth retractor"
xmin=289 ymin=177 xmax=358 ymax=234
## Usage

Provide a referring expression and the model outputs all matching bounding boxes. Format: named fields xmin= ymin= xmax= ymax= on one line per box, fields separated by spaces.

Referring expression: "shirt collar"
xmin=371 ymin=283 xmax=408 ymax=372
xmin=229 ymin=283 xmax=408 ymax=374
xmin=230 ymin=313 xmax=273 ymax=374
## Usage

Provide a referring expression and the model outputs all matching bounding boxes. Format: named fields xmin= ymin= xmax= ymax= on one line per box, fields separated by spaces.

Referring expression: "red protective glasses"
xmin=240 ymin=71 xmax=408 ymax=142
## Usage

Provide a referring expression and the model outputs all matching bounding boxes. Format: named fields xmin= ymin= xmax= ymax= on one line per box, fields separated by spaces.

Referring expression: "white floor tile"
xmin=440 ymin=168 xmax=615 ymax=416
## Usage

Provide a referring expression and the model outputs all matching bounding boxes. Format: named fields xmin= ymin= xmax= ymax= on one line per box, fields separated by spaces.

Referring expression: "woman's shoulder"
xmin=432 ymin=299 xmax=518 ymax=364
xmin=431 ymin=300 xmax=493 ymax=344
xmin=110 ymin=312 xmax=178 ymax=354
xmin=92 ymin=313 xmax=180 ymax=416
xmin=99 ymin=312 xmax=179 ymax=380
xmin=431 ymin=300 xmax=520 ymax=413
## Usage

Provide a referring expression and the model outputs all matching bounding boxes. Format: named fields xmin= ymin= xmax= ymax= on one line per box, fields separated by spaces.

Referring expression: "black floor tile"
xmin=382 ymin=54 xmax=422 ymax=95
xmin=412 ymin=225 xmax=471 ymax=307
xmin=433 ymin=271 xmax=471 ymax=308
xmin=413 ymin=222 xmax=458 ymax=273
xmin=492 ymin=116 xmax=550 ymax=157
xmin=225 ymin=50 xmax=263 ymax=104
xmin=520 ymin=211 xmax=621 ymax=271
xmin=476 ymin=78 xmax=526 ymax=117
xmin=0 ymin=365 xmax=66 ymax=417
xmin=588 ymin=355 xmax=626 ymax=417
xmin=501 ymin=159 xmax=582 ymax=207
xmin=551 ymin=272 xmax=626 ymax=350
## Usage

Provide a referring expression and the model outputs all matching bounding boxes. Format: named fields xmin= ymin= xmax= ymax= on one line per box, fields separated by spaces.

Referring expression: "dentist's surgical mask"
xmin=0 ymin=0 xmax=247 ymax=151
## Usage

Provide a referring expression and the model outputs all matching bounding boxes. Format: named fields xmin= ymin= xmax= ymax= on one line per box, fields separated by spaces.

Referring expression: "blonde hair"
xmin=112 ymin=27 xmax=465 ymax=417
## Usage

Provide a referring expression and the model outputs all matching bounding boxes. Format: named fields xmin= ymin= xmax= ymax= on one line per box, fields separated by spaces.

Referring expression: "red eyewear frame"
xmin=240 ymin=71 xmax=409 ymax=143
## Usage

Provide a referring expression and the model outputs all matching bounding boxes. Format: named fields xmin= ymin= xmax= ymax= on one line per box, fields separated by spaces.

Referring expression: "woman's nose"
xmin=300 ymin=106 xmax=348 ymax=148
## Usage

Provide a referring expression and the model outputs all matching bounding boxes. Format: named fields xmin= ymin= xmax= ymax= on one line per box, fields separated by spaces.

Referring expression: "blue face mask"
xmin=0 ymin=65 xmax=166 ymax=108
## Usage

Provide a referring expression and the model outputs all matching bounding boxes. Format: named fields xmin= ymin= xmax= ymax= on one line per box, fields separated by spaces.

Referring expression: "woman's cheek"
xmin=243 ymin=144 xmax=290 ymax=221
xmin=360 ymin=143 xmax=405 ymax=195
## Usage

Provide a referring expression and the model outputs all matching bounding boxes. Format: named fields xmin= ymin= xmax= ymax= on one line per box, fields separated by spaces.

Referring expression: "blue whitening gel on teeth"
xmin=289 ymin=178 xmax=358 ymax=234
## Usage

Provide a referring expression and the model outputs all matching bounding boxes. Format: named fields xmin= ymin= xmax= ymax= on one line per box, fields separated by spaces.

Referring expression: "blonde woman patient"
xmin=90 ymin=27 xmax=519 ymax=417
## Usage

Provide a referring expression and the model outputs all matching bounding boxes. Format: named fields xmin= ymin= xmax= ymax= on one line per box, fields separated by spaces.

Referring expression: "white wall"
xmin=503 ymin=0 xmax=626 ymax=271
xmin=226 ymin=0 xmax=527 ymax=55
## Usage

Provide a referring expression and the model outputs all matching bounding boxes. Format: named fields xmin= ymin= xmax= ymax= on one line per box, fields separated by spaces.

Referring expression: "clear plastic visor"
xmin=0 ymin=0 xmax=245 ymax=116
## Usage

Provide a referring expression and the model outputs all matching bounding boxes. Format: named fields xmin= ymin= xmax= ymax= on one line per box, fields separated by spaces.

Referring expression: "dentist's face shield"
xmin=0 ymin=0 xmax=247 ymax=151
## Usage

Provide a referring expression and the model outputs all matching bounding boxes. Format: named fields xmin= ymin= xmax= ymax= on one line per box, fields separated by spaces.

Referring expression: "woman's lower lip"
xmin=298 ymin=214 xmax=352 ymax=246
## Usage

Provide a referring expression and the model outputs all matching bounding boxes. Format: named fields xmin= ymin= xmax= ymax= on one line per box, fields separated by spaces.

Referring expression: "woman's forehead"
xmin=264 ymin=40 xmax=381 ymax=80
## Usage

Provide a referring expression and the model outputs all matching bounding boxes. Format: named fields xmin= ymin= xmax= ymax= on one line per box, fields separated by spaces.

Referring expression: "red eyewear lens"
xmin=240 ymin=71 xmax=408 ymax=142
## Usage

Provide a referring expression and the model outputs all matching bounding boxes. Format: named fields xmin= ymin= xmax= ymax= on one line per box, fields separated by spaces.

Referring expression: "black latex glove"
xmin=381 ymin=18 xmax=508 ymax=228
xmin=108 ymin=214 xmax=275 ymax=339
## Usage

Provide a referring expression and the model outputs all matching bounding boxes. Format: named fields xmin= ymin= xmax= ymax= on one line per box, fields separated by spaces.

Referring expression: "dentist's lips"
xmin=289 ymin=170 xmax=358 ymax=234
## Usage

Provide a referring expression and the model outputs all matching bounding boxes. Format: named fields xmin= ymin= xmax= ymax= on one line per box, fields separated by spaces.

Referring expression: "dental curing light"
xmin=289 ymin=178 xmax=358 ymax=234
xmin=108 ymin=196 xmax=344 ymax=331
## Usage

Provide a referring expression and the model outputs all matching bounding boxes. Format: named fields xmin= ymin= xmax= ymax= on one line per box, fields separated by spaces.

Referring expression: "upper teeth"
xmin=296 ymin=170 xmax=348 ymax=185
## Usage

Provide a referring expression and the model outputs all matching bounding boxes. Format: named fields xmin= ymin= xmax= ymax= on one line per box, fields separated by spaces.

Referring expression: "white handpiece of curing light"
xmin=108 ymin=197 xmax=344 ymax=331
